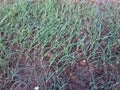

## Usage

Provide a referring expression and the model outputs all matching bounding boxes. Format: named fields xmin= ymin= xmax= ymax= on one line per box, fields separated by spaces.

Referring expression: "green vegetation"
xmin=0 ymin=0 xmax=120 ymax=90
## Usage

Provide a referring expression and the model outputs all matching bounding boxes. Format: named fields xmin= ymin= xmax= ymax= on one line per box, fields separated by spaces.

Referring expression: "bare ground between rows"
xmin=0 ymin=35 xmax=120 ymax=90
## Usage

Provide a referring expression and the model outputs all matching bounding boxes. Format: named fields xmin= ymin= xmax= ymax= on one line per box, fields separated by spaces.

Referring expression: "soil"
xmin=0 ymin=28 xmax=120 ymax=90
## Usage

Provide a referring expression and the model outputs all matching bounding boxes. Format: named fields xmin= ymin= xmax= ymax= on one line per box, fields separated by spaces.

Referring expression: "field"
xmin=0 ymin=0 xmax=120 ymax=90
